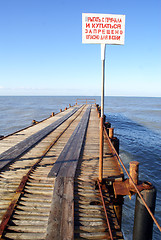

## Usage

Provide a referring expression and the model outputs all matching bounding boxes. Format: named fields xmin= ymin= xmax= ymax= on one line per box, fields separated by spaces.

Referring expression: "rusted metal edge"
xmin=113 ymin=179 xmax=154 ymax=198
xmin=97 ymin=179 xmax=114 ymax=240
xmin=0 ymin=145 xmax=53 ymax=237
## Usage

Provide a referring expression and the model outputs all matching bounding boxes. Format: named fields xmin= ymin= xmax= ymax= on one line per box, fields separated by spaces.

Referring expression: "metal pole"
xmin=99 ymin=44 xmax=106 ymax=182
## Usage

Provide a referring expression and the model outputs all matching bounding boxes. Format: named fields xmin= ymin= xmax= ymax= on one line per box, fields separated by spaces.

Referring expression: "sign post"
xmin=82 ymin=13 xmax=125 ymax=182
xmin=99 ymin=43 xmax=106 ymax=181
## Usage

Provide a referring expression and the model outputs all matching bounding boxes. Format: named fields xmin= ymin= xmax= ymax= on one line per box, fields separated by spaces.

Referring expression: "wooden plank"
xmin=65 ymin=109 xmax=91 ymax=178
xmin=0 ymin=106 xmax=81 ymax=171
xmin=61 ymin=177 xmax=74 ymax=239
xmin=45 ymin=177 xmax=64 ymax=240
xmin=46 ymin=106 xmax=91 ymax=240
xmin=48 ymin=105 xmax=91 ymax=178
xmin=45 ymin=177 xmax=74 ymax=240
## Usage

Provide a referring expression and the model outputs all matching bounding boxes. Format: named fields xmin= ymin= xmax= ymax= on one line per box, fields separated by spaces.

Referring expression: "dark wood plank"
xmin=0 ymin=106 xmax=81 ymax=170
xmin=59 ymin=105 xmax=91 ymax=178
xmin=45 ymin=176 xmax=74 ymax=240
xmin=45 ymin=177 xmax=64 ymax=240
xmin=48 ymin=105 xmax=91 ymax=178
xmin=46 ymin=106 xmax=91 ymax=239
xmin=61 ymin=177 xmax=74 ymax=239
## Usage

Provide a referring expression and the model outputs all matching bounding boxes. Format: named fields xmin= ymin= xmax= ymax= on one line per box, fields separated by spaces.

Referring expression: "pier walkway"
xmin=0 ymin=104 xmax=124 ymax=240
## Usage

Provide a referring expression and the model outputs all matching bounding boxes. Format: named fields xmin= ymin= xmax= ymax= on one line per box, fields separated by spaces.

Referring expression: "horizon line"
xmin=0 ymin=95 xmax=160 ymax=98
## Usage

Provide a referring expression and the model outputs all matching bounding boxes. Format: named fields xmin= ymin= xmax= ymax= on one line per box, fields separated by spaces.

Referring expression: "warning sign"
xmin=82 ymin=13 xmax=125 ymax=45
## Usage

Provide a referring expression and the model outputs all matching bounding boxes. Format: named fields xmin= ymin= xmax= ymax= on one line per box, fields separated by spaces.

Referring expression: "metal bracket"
xmin=113 ymin=179 xmax=153 ymax=198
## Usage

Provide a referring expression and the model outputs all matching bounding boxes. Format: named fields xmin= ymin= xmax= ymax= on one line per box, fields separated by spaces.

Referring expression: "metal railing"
xmin=103 ymin=124 xmax=161 ymax=232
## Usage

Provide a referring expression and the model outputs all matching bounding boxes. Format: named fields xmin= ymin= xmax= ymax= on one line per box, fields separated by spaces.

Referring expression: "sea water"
xmin=104 ymin=97 xmax=161 ymax=240
xmin=0 ymin=96 xmax=161 ymax=239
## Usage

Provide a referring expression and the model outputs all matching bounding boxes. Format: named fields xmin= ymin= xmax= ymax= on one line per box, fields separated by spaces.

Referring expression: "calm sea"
xmin=0 ymin=96 xmax=161 ymax=239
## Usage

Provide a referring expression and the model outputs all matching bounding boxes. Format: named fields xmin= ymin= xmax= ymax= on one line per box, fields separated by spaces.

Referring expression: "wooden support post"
xmin=104 ymin=122 xmax=111 ymax=137
xmin=114 ymin=196 xmax=124 ymax=227
xmin=109 ymin=128 xmax=114 ymax=139
xmin=60 ymin=109 xmax=62 ymax=112
xmin=0 ymin=135 xmax=4 ymax=140
xmin=109 ymin=127 xmax=120 ymax=154
xmin=51 ymin=112 xmax=55 ymax=117
xmin=32 ymin=120 xmax=38 ymax=125
xmin=129 ymin=161 xmax=139 ymax=188
xmin=111 ymin=137 xmax=120 ymax=155
xmin=103 ymin=114 xmax=106 ymax=123
xmin=104 ymin=122 xmax=111 ymax=129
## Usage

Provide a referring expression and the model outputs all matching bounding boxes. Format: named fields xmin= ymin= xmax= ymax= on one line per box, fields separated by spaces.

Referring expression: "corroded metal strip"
xmin=97 ymin=179 xmax=114 ymax=240
xmin=0 ymin=176 xmax=27 ymax=237
xmin=0 ymin=159 xmax=45 ymax=237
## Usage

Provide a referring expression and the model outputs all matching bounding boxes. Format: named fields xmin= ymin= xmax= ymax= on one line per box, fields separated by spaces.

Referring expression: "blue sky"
xmin=0 ymin=0 xmax=161 ymax=96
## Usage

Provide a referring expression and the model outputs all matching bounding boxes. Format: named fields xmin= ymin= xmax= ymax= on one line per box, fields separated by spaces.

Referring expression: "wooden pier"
xmin=0 ymin=104 xmax=124 ymax=240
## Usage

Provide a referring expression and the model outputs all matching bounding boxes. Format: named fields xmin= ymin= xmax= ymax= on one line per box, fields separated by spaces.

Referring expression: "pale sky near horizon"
xmin=0 ymin=0 xmax=161 ymax=97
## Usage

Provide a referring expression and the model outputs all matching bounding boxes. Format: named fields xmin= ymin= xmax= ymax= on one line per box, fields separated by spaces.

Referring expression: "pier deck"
xmin=0 ymin=104 xmax=124 ymax=240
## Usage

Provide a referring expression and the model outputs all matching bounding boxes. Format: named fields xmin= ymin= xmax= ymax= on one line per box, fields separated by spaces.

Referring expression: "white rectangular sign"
xmin=82 ymin=13 xmax=125 ymax=45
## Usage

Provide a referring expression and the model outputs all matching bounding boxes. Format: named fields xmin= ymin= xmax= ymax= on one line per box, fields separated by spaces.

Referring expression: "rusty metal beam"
xmin=97 ymin=179 xmax=114 ymax=240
